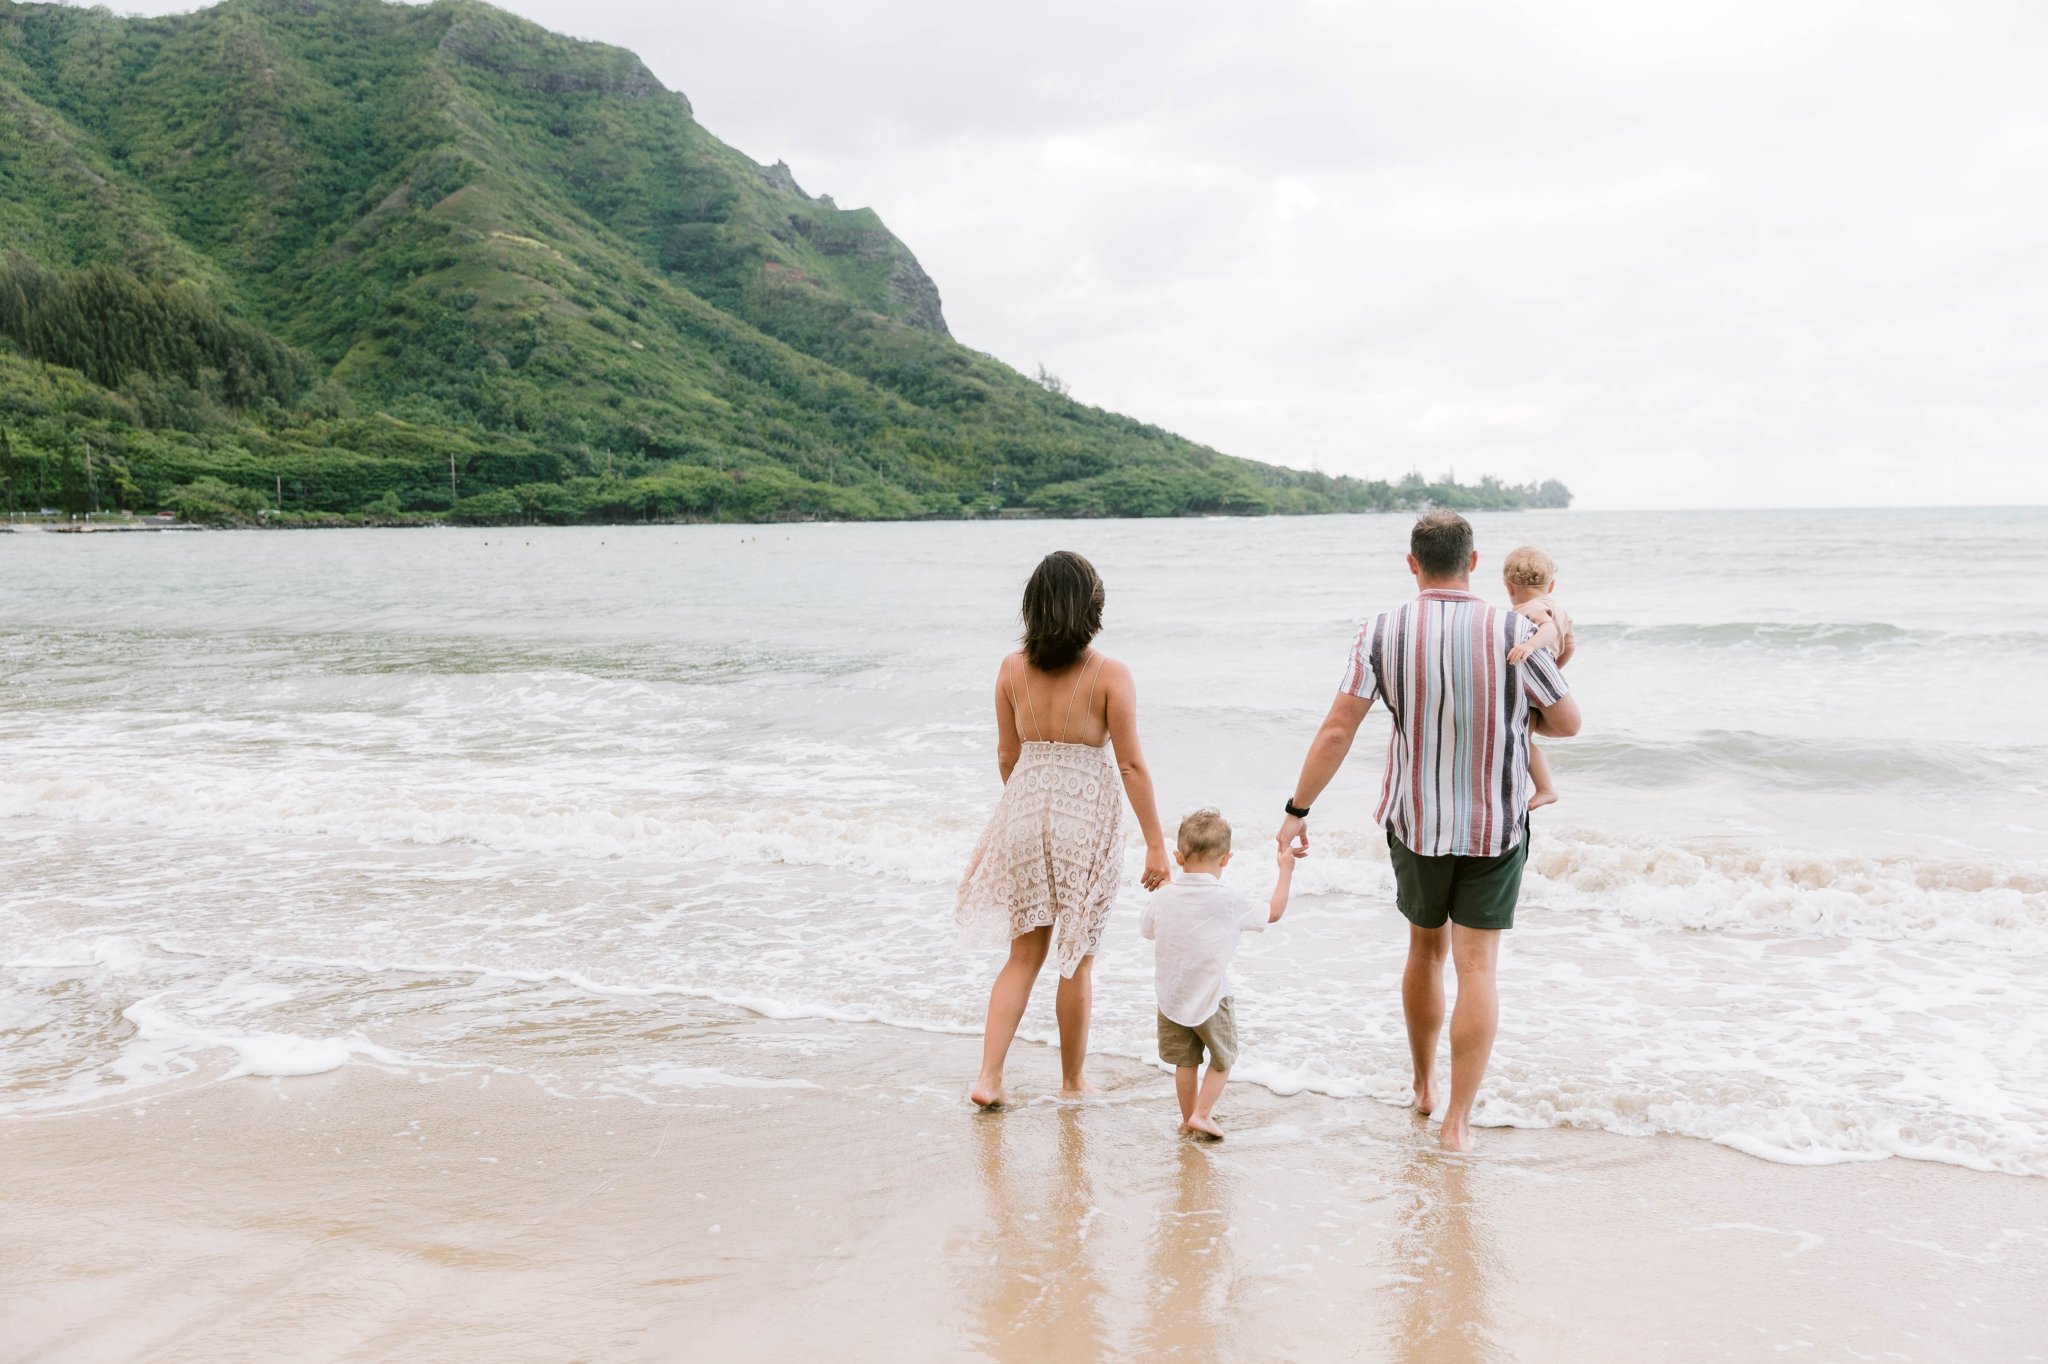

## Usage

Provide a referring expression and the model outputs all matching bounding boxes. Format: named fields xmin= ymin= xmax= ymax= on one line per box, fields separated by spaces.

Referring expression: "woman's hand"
xmin=1141 ymin=843 xmax=1170 ymax=891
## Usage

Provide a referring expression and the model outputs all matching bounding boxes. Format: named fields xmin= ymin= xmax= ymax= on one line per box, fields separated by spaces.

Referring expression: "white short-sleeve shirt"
xmin=1138 ymin=872 xmax=1268 ymax=1027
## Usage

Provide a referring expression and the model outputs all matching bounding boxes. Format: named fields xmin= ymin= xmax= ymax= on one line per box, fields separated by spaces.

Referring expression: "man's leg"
xmin=1402 ymin=923 xmax=1450 ymax=1114
xmin=1439 ymin=924 xmax=1502 ymax=1152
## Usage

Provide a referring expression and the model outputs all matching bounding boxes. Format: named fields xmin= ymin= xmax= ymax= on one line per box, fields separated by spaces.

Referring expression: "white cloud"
xmin=72 ymin=0 xmax=2048 ymax=506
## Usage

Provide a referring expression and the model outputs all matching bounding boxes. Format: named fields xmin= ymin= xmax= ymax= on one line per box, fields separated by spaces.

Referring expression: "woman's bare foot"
xmin=1438 ymin=1116 xmax=1471 ymax=1152
xmin=1528 ymin=787 xmax=1559 ymax=811
xmin=1184 ymin=1114 xmax=1224 ymax=1140
xmin=969 ymin=1077 xmax=1005 ymax=1109
xmin=1412 ymin=1076 xmax=1438 ymax=1116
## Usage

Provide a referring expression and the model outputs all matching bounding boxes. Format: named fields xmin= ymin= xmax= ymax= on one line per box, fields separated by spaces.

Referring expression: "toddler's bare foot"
xmin=1184 ymin=1114 xmax=1224 ymax=1141
xmin=969 ymin=1077 xmax=1004 ymax=1109
xmin=1528 ymin=787 xmax=1559 ymax=811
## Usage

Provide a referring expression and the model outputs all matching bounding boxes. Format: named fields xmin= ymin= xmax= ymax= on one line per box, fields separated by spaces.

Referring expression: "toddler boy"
xmin=1139 ymin=808 xmax=1298 ymax=1140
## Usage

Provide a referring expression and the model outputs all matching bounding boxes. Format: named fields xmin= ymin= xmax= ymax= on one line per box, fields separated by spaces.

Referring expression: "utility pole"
xmin=448 ymin=452 xmax=458 ymax=509
xmin=85 ymin=437 xmax=99 ymax=518
xmin=275 ymin=474 xmax=283 ymax=514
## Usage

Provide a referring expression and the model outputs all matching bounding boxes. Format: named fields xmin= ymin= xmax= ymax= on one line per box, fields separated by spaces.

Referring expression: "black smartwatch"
xmin=1284 ymin=798 xmax=1311 ymax=818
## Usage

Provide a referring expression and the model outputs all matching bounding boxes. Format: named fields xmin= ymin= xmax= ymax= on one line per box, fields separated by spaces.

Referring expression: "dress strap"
xmin=1017 ymin=656 xmax=1047 ymax=743
xmin=1061 ymin=652 xmax=1102 ymax=745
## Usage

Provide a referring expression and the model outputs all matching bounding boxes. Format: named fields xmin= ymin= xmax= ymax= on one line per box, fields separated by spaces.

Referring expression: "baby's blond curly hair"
xmin=1502 ymin=545 xmax=1557 ymax=591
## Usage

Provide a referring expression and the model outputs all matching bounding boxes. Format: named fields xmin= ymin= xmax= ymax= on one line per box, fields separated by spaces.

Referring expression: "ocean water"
xmin=3 ymin=509 xmax=2045 ymax=1175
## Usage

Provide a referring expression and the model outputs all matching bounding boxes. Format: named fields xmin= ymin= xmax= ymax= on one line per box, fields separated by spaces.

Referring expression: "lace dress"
xmin=955 ymin=656 xmax=1126 ymax=979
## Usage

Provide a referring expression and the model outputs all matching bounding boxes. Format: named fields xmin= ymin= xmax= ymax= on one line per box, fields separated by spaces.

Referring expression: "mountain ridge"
xmin=0 ymin=0 xmax=1569 ymax=523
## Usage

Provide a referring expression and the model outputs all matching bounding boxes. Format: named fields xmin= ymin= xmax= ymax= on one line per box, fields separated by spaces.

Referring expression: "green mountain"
xmin=0 ymin=0 xmax=1569 ymax=524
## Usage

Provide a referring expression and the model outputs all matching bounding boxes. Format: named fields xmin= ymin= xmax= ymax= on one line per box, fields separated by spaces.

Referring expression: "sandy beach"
xmin=4 ymin=1004 xmax=2043 ymax=1364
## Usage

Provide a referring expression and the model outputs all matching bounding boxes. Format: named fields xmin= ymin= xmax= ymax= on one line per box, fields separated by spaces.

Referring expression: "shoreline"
xmin=0 ymin=505 xmax=1566 ymax=535
xmin=5 ymin=1006 xmax=2043 ymax=1362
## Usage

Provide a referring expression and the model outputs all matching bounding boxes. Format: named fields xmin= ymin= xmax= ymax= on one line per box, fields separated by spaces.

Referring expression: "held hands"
xmin=1141 ymin=843 xmax=1170 ymax=891
xmin=1276 ymin=812 xmax=1309 ymax=859
xmin=1276 ymin=840 xmax=1305 ymax=868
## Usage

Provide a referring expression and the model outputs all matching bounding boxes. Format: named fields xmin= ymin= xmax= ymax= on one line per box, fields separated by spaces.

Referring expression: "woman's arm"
xmin=994 ymin=655 xmax=1022 ymax=784
xmin=1102 ymin=659 xmax=1170 ymax=891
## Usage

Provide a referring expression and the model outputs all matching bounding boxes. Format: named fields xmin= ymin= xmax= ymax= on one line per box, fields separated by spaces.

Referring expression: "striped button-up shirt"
xmin=1338 ymin=589 xmax=1569 ymax=858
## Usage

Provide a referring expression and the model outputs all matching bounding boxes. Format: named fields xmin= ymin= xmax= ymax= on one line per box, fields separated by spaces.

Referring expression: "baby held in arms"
xmin=1502 ymin=544 xmax=1577 ymax=810
xmin=1139 ymin=808 xmax=1299 ymax=1141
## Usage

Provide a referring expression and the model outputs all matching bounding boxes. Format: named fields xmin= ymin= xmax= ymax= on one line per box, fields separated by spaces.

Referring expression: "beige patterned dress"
xmin=955 ymin=658 xmax=1126 ymax=979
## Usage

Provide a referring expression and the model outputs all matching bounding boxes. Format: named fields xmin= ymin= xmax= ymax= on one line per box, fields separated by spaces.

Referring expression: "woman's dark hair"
xmin=1020 ymin=550 xmax=1104 ymax=671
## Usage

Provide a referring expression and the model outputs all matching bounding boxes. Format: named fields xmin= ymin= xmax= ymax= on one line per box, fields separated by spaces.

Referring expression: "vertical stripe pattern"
xmin=1338 ymin=589 xmax=1569 ymax=858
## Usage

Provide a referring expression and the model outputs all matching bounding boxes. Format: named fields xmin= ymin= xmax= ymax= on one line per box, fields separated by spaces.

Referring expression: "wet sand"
xmin=3 ymin=1013 xmax=2044 ymax=1363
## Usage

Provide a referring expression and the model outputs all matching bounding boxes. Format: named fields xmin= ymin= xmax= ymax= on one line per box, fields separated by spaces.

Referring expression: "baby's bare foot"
xmin=1184 ymin=1114 xmax=1224 ymax=1141
xmin=1528 ymin=788 xmax=1559 ymax=811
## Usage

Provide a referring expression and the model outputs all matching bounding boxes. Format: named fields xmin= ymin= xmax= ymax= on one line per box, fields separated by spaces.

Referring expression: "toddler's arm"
xmin=1507 ymin=610 xmax=1561 ymax=666
xmin=1269 ymin=842 xmax=1302 ymax=923
xmin=1139 ymin=898 xmax=1159 ymax=941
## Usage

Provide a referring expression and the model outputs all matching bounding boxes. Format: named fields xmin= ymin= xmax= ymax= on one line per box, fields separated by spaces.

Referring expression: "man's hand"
xmin=1276 ymin=812 xmax=1309 ymax=858
xmin=1141 ymin=843 xmax=1170 ymax=891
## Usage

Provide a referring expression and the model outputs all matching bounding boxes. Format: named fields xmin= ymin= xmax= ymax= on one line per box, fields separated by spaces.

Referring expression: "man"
xmin=1276 ymin=510 xmax=1580 ymax=1151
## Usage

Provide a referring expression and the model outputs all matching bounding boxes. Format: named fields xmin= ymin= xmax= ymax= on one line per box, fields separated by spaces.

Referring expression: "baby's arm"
xmin=1269 ymin=842 xmax=1302 ymax=923
xmin=1507 ymin=605 xmax=1561 ymax=665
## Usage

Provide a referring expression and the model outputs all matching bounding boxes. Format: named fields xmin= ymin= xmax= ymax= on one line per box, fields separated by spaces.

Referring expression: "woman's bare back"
xmin=1004 ymin=650 xmax=1112 ymax=747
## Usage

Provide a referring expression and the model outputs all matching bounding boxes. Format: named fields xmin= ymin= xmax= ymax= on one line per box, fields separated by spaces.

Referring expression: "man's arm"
xmin=1532 ymin=692 xmax=1581 ymax=738
xmin=1276 ymin=691 xmax=1374 ymax=853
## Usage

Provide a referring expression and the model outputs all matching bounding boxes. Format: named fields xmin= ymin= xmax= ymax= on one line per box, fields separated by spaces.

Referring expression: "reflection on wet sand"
xmin=1140 ymin=1141 xmax=1235 ymax=1361
xmin=1390 ymin=1148 xmax=1500 ymax=1364
xmin=964 ymin=1106 xmax=1109 ymax=1361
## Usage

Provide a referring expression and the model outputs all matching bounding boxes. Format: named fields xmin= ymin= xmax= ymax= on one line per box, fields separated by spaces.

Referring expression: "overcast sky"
xmin=89 ymin=1 xmax=2048 ymax=507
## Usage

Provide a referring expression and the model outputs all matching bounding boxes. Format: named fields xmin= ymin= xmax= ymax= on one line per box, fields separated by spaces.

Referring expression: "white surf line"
xmin=1702 ymin=1223 xmax=1824 ymax=1257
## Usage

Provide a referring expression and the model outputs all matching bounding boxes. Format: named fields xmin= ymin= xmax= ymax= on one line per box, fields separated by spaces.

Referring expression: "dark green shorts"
xmin=1387 ymin=823 xmax=1529 ymax=931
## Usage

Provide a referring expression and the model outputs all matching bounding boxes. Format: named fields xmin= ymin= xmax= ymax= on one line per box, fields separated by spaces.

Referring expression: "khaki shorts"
xmin=1157 ymin=997 xmax=1238 ymax=1071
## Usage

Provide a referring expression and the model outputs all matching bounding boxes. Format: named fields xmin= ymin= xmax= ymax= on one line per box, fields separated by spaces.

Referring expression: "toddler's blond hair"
xmin=1502 ymin=545 xmax=1557 ymax=591
xmin=1176 ymin=808 xmax=1232 ymax=862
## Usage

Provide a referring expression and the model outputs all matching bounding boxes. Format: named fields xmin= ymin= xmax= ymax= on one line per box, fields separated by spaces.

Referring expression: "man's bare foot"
xmin=1528 ymin=788 xmax=1559 ymax=811
xmin=1184 ymin=1114 xmax=1224 ymax=1140
xmin=1056 ymin=1079 xmax=1098 ymax=1100
xmin=969 ymin=1078 xmax=1004 ymax=1109
xmin=1412 ymin=1078 xmax=1438 ymax=1116
xmin=1438 ymin=1117 xmax=1471 ymax=1152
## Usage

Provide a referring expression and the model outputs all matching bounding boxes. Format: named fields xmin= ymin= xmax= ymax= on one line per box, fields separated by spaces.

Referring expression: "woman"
xmin=957 ymin=550 xmax=1169 ymax=1107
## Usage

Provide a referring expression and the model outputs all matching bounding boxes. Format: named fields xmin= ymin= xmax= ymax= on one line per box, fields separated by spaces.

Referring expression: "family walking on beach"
xmin=954 ymin=511 xmax=1583 ymax=1150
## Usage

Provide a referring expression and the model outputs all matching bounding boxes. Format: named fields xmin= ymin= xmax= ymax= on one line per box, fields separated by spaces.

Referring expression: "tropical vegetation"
xmin=0 ymin=0 xmax=1569 ymax=524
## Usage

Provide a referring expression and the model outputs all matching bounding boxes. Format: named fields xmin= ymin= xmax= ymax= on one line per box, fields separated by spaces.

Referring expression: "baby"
xmin=1502 ymin=544 xmax=1576 ymax=810
xmin=1139 ymin=808 xmax=1298 ymax=1140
